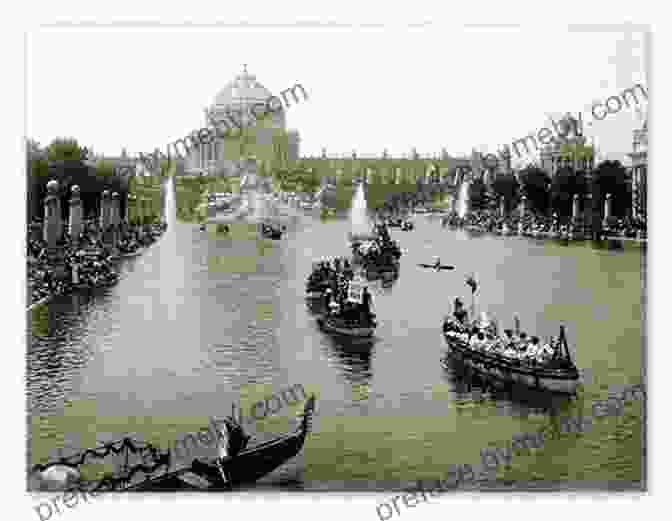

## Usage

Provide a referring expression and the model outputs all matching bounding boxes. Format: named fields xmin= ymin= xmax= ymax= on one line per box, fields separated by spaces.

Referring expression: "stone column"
xmin=111 ymin=192 xmax=120 ymax=256
xmin=43 ymin=179 xmax=66 ymax=278
xmin=519 ymin=195 xmax=527 ymax=219
xmin=43 ymin=179 xmax=61 ymax=249
xmin=603 ymin=193 xmax=612 ymax=222
xmin=137 ymin=197 xmax=145 ymax=240
xmin=100 ymin=190 xmax=112 ymax=250
xmin=572 ymin=194 xmax=580 ymax=221
xmin=68 ymin=185 xmax=83 ymax=247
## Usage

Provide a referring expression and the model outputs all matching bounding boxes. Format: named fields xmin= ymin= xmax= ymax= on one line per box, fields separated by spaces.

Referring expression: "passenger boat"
xmin=31 ymin=396 xmax=316 ymax=492
xmin=364 ymin=260 xmax=399 ymax=280
xmin=441 ymin=321 xmax=580 ymax=394
xmin=386 ymin=218 xmax=403 ymax=228
xmin=317 ymin=315 xmax=376 ymax=337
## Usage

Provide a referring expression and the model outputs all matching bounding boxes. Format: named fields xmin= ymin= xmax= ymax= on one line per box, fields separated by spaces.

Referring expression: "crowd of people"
xmin=306 ymin=257 xmax=375 ymax=328
xmin=441 ymin=209 xmax=647 ymax=239
xmin=27 ymin=220 xmax=167 ymax=305
xmin=443 ymin=298 xmax=567 ymax=367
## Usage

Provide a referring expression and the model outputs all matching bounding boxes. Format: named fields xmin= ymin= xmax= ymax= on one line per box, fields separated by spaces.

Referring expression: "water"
xmin=350 ymin=182 xmax=371 ymax=236
xmin=457 ymin=182 xmax=470 ymax=219
xmin=27 ymin=181 xmax=644 ymax=490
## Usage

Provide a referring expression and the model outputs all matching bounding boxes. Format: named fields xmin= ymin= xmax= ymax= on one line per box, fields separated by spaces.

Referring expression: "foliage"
xmin=468 ymin=178 xmax=489 ymax=211
xmin=559 ymin=143 xmax=594 ymax=160
xmin=95 ymin=160 xmax=115 ymax=178
xmin=46 ymin=137 xmax=87 ymax=162
xmin=591 ymin=160 xmax=630 ymax=218
xmin=492 ymin=173 xmax=520 ymax=214
xmin=519 ymin=166 xmax=551 ymax=215
xmin=551 ymin=167 xmax=588 ymax=217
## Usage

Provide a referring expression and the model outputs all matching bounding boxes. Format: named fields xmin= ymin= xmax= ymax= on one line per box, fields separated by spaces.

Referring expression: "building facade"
xmin=186 ymin=67 xmax=300 ymax=176
xmin=628 ymin=119 xmax=648 ymax=222
xmin=540 ymin=115 xmax=594 ymax=176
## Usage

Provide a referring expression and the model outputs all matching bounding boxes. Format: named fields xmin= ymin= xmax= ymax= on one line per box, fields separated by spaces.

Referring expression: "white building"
xmin=186 ymin=66 xmax=300 ymax=177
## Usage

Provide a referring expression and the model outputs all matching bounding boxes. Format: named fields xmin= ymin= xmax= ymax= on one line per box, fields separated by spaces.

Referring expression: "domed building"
xmin=186 ymin=66 xmax=300 ymax=177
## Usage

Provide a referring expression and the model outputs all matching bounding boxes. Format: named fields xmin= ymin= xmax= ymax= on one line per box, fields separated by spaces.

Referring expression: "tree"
xmin=519 ymin=166 xmax=550 ymax=215
xmin=469 ymin=178 xmax=488 ymax=210
xmin=95 ymin=160 xmax=115 ymax=178
xmin=591 ymin=160 xmax=630 ymax=217
xmin=46 ymin=137 xmax=87 ymax=162
xmin=551 ymin=167 xmax=588 ymax=217
xmin=492 ymin=173 xmax=520 ymax=214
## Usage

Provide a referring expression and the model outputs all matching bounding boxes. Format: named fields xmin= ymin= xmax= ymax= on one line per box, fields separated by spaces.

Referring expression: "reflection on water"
xmin=27 ymin=187 xmax=644 ymax=488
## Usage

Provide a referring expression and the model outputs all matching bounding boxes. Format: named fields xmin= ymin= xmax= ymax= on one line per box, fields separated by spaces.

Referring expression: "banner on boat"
xmin=347 ymin=281 xmax=365 ymax=304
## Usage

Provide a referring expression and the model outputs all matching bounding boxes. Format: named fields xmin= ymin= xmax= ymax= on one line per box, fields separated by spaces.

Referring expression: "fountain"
xmin=349 ymin=182 xmax=373 ymax=240
xmin=456 ymin=181 xmax=470 ymax=220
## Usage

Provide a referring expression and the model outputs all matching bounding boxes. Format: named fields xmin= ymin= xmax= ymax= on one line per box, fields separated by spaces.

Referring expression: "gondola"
xmin=31 ymin=396 xmax=316 ymax=492
xmin=130 ymin=395 xmax=315 ymax=490
xmin=441 ymin=322 xmax=580 ymax=394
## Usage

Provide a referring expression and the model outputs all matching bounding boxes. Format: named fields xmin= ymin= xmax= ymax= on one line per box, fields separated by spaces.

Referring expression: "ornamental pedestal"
xmin=43 ymin=180 xmax=67 ymax=279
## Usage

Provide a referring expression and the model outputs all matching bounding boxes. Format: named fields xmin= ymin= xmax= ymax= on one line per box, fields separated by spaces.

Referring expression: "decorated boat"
xmin=317 ymin=315 xmax=376 ymax=337
xmin=317 ymin=278 xmax=376 ymax=338
xmin=31 ymin=396 xmax=316 ymax=492
xmin=441 ymin=319 xmax=580 ymax=394
xmin=120 ymin=248 xmax=144 ymax=258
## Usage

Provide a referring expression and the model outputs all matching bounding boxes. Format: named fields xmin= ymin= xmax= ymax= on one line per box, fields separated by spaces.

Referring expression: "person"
xmin=360 ymin=287 xmax=372 ymax=321
xmin=453 ymin=298 xmax=468 ymax=325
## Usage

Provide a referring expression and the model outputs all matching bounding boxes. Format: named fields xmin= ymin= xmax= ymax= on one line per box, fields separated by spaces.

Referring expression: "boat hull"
xmin=442 ymin=333 xmax=579 ymax=394
xmin=317 ymin=316 xmax=375 ymax=337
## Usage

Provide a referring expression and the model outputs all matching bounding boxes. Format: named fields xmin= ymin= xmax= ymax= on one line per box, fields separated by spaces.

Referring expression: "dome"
xmin=212 ymin=66 xmax=273 ymax=109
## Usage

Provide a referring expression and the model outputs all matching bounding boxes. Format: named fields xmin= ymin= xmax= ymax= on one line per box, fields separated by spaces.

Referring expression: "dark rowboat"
xmin=442 ymin=323 xmax=579 ymax=394
xmin=129 ymin=395 xmax=316 ymax=490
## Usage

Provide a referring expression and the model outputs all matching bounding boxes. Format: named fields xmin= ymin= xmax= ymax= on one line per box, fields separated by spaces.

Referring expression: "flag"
xmin=466 ymin=275 xmax=478 ymax=295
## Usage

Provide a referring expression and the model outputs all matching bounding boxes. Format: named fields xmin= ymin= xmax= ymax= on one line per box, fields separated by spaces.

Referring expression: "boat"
xmin=441 ymin=321 xmax=580 ymax=394
xmin=120 ymin=248 xmax=144 ymax=258
xmin=386 ymin=218 xmax=403 ymax=228
xmin=32 ymin=396 xmax=316 ymax=492
xmin=260 ymin=223 xmax=284 ymax=240
xmin=317 ymin=277 xmax=377 ymax=337
xmin=317 ymin=315 xmax=376 ymax=338
xmin=130 ymin=395 xmax=315 ymax=490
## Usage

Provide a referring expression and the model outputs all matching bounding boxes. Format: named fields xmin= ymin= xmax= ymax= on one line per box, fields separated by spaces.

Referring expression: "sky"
xmin=27 ymin=26 xmax=648 ymax=165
